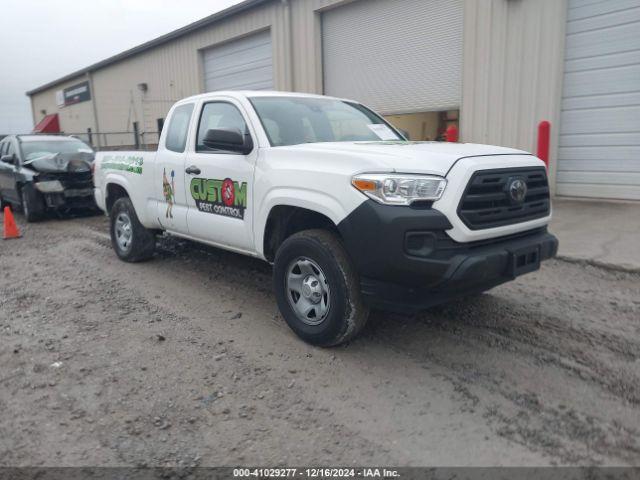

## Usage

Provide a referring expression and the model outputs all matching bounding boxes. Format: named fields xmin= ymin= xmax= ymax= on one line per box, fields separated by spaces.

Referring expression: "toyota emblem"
xmin=509 ymin=178 xmax=527 ymax=204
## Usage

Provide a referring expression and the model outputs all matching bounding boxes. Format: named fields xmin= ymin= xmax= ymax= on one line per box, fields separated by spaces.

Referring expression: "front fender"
xmin=255 ymin=186 xmax=366 ymax=258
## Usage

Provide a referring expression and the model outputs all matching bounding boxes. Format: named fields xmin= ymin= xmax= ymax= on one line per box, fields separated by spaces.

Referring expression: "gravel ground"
xmin=1 ymin=212 xmax=639 ymax=467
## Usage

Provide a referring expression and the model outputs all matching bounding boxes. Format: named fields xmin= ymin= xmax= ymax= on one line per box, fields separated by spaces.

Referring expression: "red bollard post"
xmin=445 ymin=124 xmax=458 ymax=142
xmin=537 ymin=121 xmax=550 ymax=169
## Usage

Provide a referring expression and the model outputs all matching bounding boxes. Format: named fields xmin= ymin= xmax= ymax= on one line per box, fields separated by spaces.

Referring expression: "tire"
xmin=273 ymin=229 xmax=369 ymax=347
xmin=20 ymin=184 xmax=43 ymax=222
xmin=109 ymin=197 xmax=156 ymax=262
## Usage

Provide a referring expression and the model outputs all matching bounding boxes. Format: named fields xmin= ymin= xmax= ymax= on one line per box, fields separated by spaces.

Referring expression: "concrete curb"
xmin=556 ymin=255 xmax=640 ymax=275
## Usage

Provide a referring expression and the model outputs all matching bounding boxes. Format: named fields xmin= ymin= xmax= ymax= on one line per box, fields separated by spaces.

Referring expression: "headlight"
xmin=35 ymin=180 xmax=64 ymax=193
xmin=351 ymin=173 xmax=446 ymax=205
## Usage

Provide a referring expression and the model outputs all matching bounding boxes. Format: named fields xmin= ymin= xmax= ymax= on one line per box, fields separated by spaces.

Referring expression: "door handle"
xmin=185 ymin=166 xmax=201 ymax=175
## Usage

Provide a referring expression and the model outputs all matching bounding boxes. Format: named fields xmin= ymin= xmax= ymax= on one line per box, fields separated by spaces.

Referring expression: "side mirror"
xmin=1 ymin=154 xmax=15 ymax=165
xmin=202 ymin=128 xmax=253 ymax=155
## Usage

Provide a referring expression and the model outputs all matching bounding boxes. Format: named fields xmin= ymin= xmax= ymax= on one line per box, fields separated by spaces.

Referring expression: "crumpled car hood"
xmin=24 ymin=152 xmax=94 ymax=173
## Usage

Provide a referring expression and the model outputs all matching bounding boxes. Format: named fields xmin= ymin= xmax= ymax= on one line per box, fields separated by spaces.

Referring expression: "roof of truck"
xmin=177 ymin=90 xmax=348 ymax=104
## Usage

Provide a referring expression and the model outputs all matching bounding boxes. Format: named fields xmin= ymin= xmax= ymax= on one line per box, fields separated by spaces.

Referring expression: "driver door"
xmin=184 ymin=99 xmax=257 ymax=253
xmin=0 ymin=140 xmax=20 ymax=203
xmin=0 ymin=141 xmax=9 ymax=199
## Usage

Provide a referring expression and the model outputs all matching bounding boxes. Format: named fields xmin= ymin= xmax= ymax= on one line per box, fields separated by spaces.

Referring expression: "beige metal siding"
xmin=91 ymin=0 xmax=287 ymax=147
xmin=28 ymin=0 xmax=570 ymax=186
xmin=292 ymin=0 xmax=568 ymax=190
xmin=461 ymin=0 xmax=568 ymax=193
xmin=28 ymin=1 xmax=287 ymax=147
xmin=289 ymin=0 xmax=350 ymax=94
xmin=30 ymin=75 xmax=97 ymax=135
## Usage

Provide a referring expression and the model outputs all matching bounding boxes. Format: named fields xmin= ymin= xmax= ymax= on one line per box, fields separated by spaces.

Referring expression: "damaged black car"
xmin=0 ymin=134 xmax=97 ymax=221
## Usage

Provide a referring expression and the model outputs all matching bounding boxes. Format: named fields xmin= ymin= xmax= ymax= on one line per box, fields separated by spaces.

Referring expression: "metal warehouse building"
xmin=27 ymin=0 xmax=640 ymax=200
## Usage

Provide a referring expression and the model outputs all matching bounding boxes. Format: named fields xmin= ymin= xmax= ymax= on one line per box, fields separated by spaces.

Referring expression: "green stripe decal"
xmin=101 ymin=155 xmax=144 ymax=174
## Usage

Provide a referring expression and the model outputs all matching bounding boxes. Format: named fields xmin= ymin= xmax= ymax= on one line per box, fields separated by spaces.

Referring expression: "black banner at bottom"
xmin=0 ymin=467 xmax=637 ymax=480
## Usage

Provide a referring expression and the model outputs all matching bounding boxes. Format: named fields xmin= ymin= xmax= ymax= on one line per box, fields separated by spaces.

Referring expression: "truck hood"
xmin=23 ymin=152 xmax=94 ymax=174
xmin=279 ymin=141 xmax=531 ymax=176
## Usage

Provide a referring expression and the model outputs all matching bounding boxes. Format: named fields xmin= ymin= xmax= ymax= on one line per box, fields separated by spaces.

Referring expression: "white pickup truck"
xmin=93 ymin=91 xmax=558 ymax=346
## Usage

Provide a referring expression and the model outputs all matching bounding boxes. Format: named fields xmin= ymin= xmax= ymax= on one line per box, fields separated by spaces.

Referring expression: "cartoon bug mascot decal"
xmin=163 ymin=168 xmax=175 ymax=218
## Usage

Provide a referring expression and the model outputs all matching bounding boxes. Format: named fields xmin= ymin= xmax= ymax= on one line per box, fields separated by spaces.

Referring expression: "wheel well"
xmin=106 ymin=184 xmax=129 ymax=213
xmin=263 ymin=206 xmax=339 ymax=262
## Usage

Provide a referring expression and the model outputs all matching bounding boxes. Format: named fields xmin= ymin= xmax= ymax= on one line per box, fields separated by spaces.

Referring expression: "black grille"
xmin=458 ymin=167 xmax=550 ymax=230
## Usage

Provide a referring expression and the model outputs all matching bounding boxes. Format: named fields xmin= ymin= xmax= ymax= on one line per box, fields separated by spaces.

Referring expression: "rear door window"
xmin=165 ymin=104 xmax=194 ymax=153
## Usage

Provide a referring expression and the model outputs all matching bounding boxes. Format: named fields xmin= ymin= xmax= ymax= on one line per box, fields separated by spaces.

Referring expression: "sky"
xmin=0 ymin=0 xmax=243 ymax=134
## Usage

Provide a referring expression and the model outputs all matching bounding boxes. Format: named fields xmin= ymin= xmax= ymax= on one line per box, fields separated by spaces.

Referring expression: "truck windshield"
xmin=21 ymin=139 xmax=94 ymax=161
xmin=250 ymin=96 xmax=403 ymax=147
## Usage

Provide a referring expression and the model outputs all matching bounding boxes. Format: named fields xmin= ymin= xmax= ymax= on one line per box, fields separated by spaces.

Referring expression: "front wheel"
xmin=110 ymin=197 xmax=156 ymax=262
xmin=21 ymin=184 xmax=43 ymax=222
xmin=273 ymin=229 xmax=369 ymax=347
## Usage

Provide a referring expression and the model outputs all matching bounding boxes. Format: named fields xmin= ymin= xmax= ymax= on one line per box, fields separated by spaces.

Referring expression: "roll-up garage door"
xmin=557 ymin=0 xmax=640 ymax=200
xmin=321 ymin=0 xmax=463 ymax=114
xmin=203 ymin=30 xmax=273 ymax=92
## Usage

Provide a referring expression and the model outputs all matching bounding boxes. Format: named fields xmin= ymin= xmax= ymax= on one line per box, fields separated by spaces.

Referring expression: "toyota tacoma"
xmin=93 ymin=91 xmax=558 ymax=346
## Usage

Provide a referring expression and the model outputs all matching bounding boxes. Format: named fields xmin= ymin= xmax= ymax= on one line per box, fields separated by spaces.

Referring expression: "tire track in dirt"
xmin=0 ymin=236 xmax=388 ymax=466
xmin=359 ymin=261 xmax=640 ymax=464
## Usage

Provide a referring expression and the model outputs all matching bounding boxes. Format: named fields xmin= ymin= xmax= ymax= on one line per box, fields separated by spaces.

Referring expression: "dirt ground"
xmin=1 ymin=211 xmax=639 ymax=467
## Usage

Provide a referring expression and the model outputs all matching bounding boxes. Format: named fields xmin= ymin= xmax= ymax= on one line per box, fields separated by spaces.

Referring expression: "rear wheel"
xmin=273 ymin=229 xmax=369 ymax=347
xmin=110 ymin=197 xmax=155 ymax=262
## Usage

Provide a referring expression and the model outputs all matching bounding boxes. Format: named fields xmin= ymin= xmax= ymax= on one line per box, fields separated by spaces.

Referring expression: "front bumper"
xmin=34 ymin=174 xmax=96 ymax=211
xmin=337 ymin=200 xmax=558 ymax=313
xmin=34 ymin=172 xmax=96 ymax=211
xmin=42 ymin=190 xmax=97 ymax=210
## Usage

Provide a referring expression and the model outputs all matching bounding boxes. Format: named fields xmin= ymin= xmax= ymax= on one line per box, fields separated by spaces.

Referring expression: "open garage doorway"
xmin=384 ymin=110 xmax=459 ymax=141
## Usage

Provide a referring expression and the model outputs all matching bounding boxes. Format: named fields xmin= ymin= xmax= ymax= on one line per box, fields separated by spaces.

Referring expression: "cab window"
xmin=250 ymin=96 xmax=402 ymax=146
xmin=196 ymin=102 xmax=248 ymax=153
xmin=165 ymin=103 xmax=194 ymax=153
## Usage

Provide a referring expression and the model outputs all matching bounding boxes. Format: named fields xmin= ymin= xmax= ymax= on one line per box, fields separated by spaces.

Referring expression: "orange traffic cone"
xmin=3 ymin=206 xmax=21 ymax=240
